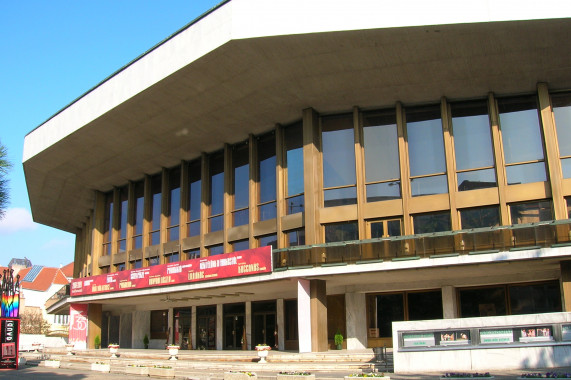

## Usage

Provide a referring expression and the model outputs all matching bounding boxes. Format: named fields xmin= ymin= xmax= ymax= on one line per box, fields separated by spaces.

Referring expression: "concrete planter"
xmin=224 ymin=371 xmax=258 ymax=380
xmin=44 ymin=360 xmax=60 ymax=368
xmin=125 ymin=365 xmax=149 ymax=375
xmin=277 ymin=373 xmax=315 ymax=380
xmin=149 ymin=366 xmax=175 ymax=379
xmin=344 ymin=377 xmax=390 ymax=380
xmin=91 ymin=362 xmax=111 ymax=373
xmin=108 ymin=345 xmax=119 ymax=358
xmin=439 ymin=378 xmax=494 ymax=380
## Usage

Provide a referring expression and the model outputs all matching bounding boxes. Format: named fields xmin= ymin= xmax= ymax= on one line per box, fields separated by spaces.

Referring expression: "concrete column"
xmin=131 ymin=310 xmax=150 ymax=349
xmin=216 ymin=304 xmax=223 ymax=350
xmin=298 ymin=279 xmax=312 ymax=353
xmin=277 ymin=298 xmax=285 ymax=351
xmin=346 ymin=293 xmax=367 ymax=350
xmin=87 ymin=303 xmax=102 ymax=349
xmin=442 ymin=286 xmax=458 ymax=319
xmin=191 ymin=306 xmax=197 ymax=349
xmin=168 ymin=308 xmax=174 ymax=345
xmin=561 ymin=261 xmax=571 ymax=312
xmin=245 ymin=301 xmax=252 ymax=350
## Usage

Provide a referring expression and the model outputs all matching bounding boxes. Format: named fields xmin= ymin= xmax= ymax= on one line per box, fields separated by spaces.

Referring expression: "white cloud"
xmin=0 ymin=208 xmax=38 ymax=234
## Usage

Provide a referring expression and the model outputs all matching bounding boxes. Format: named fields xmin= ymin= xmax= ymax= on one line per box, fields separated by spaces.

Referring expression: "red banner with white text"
xmin=71 ymin=246 xmax=272 ymax=297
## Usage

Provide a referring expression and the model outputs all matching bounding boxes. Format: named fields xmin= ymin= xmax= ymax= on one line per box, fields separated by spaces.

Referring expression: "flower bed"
xmin=91 ymin=362 xmax=110 ymax=373
xmin=518 ymin=373 xmax=571 ymax=379
xmin=149 ymin=365 xmax=175 ymax=379
xmin=224 ymin=371 xmax=258 ymax=380
xmin=277 ymin=371 xmax=315 ymax=380
xmin=345 ymin=373 xmax=390 ymax=380
xmin=125 ymin=364 xmax=149 ymax=375
xmin=44 ymin=359 xmax=60 ymax=368
xmin=440 ymin=373 xmax=493 ymax=380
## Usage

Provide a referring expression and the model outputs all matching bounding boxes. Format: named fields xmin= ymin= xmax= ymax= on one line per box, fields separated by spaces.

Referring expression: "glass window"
xmin=460 ymin=206 xmax=500 ymax=229
xmin=148 ymin=256 xmax=160 ymax=266
xmin=131 ymin=259 xmax=142 ymax=269
xmin=498 ymin=96 xmax=546 ymax=185
xmin=284 ymin=122 xmax=304 ymax=210
xmin=258 ymin=234 xmax=277 ymax=250
xmin=510 ymin=200 xmax=552 ymax=224
xmin=459 ymin=286 xmax=507 ymax=317
xmin=363 ymin=110 xmax=401 ymax=202
xmin=233 ymin=142 xmax=249 ymax=227
xmin=552 ymin=93 xmax=571 ymax=178
xmin=413 ymin=212 xmax=451 ymax=234
xmin=370 ymin=219 xmax=401 ymax=238
xmin=325 ymin=222 xmax=358 ymax=243
xmin=118 ymin=187 xmax=128 ymax=252
xmin=150 ymin=174 xmax=162 ymax=245
xmin=451 ymin=100 xmax=496 ymax=191
xmin=407 ymin=291 xmax=443 ymax=321
xmin=165 ymin=252 xmax=179 ymax=263
xmin=186 ymin=249 xmax=200 ymax=260
xmin=406 ymin=105 xmax=448 ymax=196
xmin=133 ymin=181 xmax=144 ymax=249
xmin=208 ymin=244 xmax=224 ymax=256
xmin=168 ymin=167 xmax=180 ymax=242
xmin=322 ymin=114 xmax=357 ymax=207
xmin=103 ymin=192 xmax=113 ymax=256
xmin=115 ymin=263 xmax=125 ymax=272
xmin=258 ymin=133 xmax=277 ymax=221
xmin=287 ymin=228 xmax=305 ymax=247
xmin=209 ymin=151 xmax=224 ymax=232
xmin=567 ymin=197 xmax=571 ymax=218
xmin=509 ymin=281 xmax=561 ymax=315
xmin=232 ymin=240 xmax=249 ymax=252
xmin=188 ymin=160 xmax=201 ymax=237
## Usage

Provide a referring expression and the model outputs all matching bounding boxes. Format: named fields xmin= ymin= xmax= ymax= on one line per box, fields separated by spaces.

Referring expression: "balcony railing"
xmin=273 ymin=220 xmax=571 ymax=270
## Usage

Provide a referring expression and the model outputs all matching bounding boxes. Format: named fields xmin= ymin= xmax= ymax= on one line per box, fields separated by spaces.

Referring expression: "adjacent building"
xmin=23 ymin=0 xmax=571 ymax=361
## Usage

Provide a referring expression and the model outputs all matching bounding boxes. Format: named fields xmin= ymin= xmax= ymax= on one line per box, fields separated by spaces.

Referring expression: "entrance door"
xmin=253 ymin=312 xmax=276 ymax=348
xmin=224 ymin=315 xmax=245 ymax=349
xmin=174 ymin=308 xmax=191 ymax=349
xmin=377 ymin=293 xmax=405 ymax=347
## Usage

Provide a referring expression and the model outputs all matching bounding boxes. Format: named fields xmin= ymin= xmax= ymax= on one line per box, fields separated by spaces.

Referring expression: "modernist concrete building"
xmin=23 ymin=0 xmax=571 ymax=361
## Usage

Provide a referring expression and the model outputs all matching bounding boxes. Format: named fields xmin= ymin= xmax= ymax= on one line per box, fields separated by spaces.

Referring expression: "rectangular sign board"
xmin=0 ymin=319 xmax=19 ymax=370
xmin=71 ymin=246 xmax=272 ymax=296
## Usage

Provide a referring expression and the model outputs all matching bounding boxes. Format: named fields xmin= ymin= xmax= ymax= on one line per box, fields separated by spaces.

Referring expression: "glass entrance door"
xmin=253 ymin=312 xmax=276 ymax=348
xmin=224 ymin=315 xmax=245 ymax=349
xmin=377 ymin=293 xmax=405 ymax=347
xmin=174 ymin=308 xmax=191 ymax=349
xmin=197 ymin=305 xmax=216 ymax=350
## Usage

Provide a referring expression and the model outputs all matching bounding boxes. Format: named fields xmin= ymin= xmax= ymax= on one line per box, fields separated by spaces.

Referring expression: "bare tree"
xmin=0 ymin=142 xmax=11 ymax=219
xmin=20 ymin=309 xmax=51 ymax=335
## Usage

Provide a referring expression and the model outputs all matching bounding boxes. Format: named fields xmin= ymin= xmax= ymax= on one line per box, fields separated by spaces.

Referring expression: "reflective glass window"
xmin=209 ymin=151 xmax=224 ymax=232
xmin=150 ymin=174 xmax=162 ymax=245
xmin=188 ymin=160 xmax=201 ymax=237
xmin=459 ymin=286 xmax=507 ymax=317
xmin=284 ymin=122 xmax=304 ymax=198
xmin=407 ymin=291 xmax=443 ymax=321
xmin=186 ymin=249 xmax=200 ymax=260
xmin=363 ymin=110 xmax=401 ymax=201
xmin=451 ymin=101 xmax=496 ymax=191
xmin=498 ymin=96 xmax=546 ymax=184
xmin=510 ymin=200 xmax=552 ymax=224
xmin=232 ymin=142 xmax=249 ymax=227
xmin=370 ymin=219 xmax=401 ymax=238
xmin=168 ymin=168 xmax=180 ymax=242
xmin=103 ymin=192 xmax=113 ymax=255
xmin=325 ymin=222 xmax=358 ymax=243
xmin=413 ymin=212 xmax=451 ymax=234
xmin=287 ymin=229 xmax=305 ymax=247
xmin=322 ymin=114 xmax=357 ymax=207
xmin=258 ymin=234 xmax=278 ymax=250
xmin=133 ymin=181 xmax=144 ymax=249
xmin=509 ymin=281 xmax=561 ymax=315
xmin=552 ymin=93 xmax=571 ymax=178
xmin=460 ymin=206 xmax=500 ymax=229
xmin=118 ymin=186 xmax=128 ymax=252
xmin=232 ymin=240 xmax=249 ymax=252
xmin=208 ymin=244 xmax=224 ymax=256
xmin=258 ymin=133 xmax=277 ymax=221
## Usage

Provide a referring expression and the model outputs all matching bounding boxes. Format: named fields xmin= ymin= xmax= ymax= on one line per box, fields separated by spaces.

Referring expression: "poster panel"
xmin=69 ymin=304 xmax=89 ymax=349
xmin=0 ymin=319 xmax=19 ymax=370
xmin=71 ymin=246 xmax=272 ymax=297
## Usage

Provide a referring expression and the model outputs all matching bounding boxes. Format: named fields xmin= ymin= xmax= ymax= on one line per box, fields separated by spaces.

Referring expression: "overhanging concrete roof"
xmin=23 ymin=0 xmax=571 ymax=233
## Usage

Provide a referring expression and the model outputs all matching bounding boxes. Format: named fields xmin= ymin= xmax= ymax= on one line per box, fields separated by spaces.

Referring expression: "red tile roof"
xmin=61 ymin=262 xmax=74 ymax=278
xmin=21 ymin=267 xmax=69 ymax=292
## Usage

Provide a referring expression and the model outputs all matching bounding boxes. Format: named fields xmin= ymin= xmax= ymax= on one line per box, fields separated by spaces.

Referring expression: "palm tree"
xmin=0 ymin=141 xmax=11 ymax=219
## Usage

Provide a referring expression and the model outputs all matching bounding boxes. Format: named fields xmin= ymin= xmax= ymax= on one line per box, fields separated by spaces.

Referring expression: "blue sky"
xmin=0 ymin=1 xmax=221 ymax=268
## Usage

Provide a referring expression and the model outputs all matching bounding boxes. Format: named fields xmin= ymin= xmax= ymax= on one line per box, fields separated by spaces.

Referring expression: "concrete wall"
xmin=393 ymin=312 xmax=571 ymax=373
xmin=131 ymin=310 xmax=150 ymax=349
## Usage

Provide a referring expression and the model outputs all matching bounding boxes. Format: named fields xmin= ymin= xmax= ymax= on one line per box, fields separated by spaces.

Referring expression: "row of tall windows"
xmin=100 ymin=91 xmax=571 ymax=259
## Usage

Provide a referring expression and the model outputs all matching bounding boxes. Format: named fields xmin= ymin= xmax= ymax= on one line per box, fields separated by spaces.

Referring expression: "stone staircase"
xmin=21 ymin=348 xmax=393 ymax=379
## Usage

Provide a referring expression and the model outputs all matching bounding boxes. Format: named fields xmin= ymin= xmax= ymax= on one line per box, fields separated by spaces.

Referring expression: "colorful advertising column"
xmin=68 ymin=304 xmax=89 ymax=349
xmin=0 ymin=269 xmax=21 ymax=370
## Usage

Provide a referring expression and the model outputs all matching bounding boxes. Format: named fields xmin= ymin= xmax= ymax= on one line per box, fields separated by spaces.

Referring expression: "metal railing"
xmin=273 ymin=220 xmax=571 ymax=270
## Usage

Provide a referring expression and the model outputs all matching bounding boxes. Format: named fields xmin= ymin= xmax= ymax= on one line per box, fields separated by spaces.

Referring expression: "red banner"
xmin=69 ymin=304 xmax=89 ymax=348
xmin=71 ymin=246 xmax=272 ymax=297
